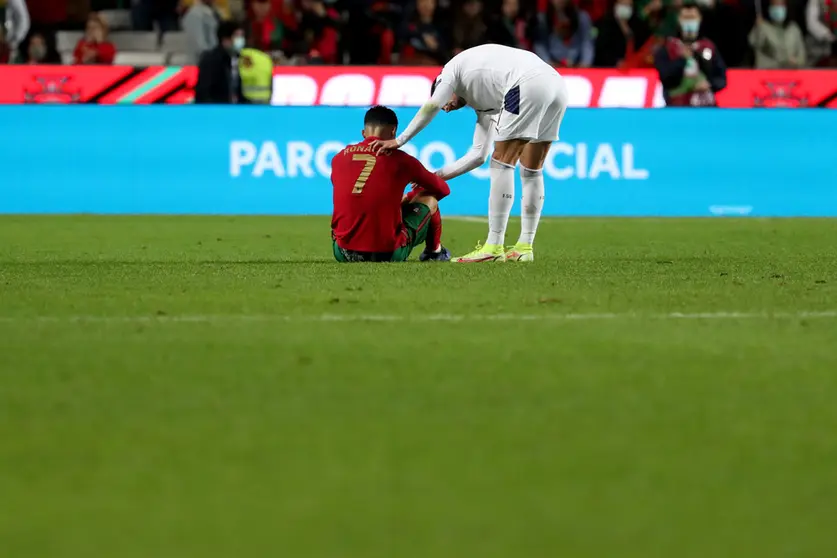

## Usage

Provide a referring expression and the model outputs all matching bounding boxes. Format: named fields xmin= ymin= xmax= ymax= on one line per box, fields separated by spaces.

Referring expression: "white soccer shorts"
xmin=496 ymin=72 xmax=568 ymax=143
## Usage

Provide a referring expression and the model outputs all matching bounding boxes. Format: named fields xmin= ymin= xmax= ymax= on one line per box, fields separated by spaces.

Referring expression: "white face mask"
xmin=614 ymin=4 xmax=633 ymax=20
xmin=233 ymin=36 xmax=245 ymax=52
xmin=680 ymin=19 xmax=701 ymax=37
xmin=769 ymin=5 xmax=787 ymax=22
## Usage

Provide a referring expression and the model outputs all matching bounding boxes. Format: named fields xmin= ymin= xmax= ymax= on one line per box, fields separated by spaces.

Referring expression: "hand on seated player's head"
xmin=369 ymin=138 xmax=400 ymax=155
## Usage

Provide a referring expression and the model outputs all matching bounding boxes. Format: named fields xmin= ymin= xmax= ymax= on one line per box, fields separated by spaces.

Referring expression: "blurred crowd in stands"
xmin=1 ymin=0 xmax=837 ymax=69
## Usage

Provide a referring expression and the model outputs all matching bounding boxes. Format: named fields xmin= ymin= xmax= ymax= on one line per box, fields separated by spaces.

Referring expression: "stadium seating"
xmin=168 ymin=52 xmax=195 ymax=66
xmin=160 ymin=32 xmax=189 ymax=54
xmin=56 ymin=31 xmax=85 ymax=54
xmin=54 ymin=29 xmax=196 ymax=67
xmin=113 ymin=51 xmax=168 ymax=66
xmin=109 ymin=31 xmax=160 ymax=53
xmin=99 ymin=10 xmax=133 ymax=31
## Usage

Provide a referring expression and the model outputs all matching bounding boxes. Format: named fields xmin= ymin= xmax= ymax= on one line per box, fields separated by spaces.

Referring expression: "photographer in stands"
xmin=654 ymin=1 xmax=726 ymax=107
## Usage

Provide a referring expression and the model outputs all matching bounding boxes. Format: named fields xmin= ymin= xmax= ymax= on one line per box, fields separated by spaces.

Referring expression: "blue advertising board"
xmin=1 ymin=106 xmax=836 ymax=216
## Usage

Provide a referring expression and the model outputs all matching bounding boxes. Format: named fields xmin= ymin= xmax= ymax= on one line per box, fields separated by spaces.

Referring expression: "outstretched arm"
xmin=437 ymin=113 xmax=496 ymax=181
xmin=404 ymin=155 xmax=451 ymax=201
xmin=393 ymin=81 xmax=455 ymax=147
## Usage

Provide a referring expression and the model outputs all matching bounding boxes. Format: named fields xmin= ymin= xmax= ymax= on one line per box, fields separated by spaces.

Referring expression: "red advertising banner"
xmin=0 ymin=65 xmax=831 ymax=108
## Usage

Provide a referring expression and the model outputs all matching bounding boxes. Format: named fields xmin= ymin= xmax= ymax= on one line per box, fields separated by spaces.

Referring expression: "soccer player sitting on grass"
xmin=331 ymin=105 xmax=451 ymax=262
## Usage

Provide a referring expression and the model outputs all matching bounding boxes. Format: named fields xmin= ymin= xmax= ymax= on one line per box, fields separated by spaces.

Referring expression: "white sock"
xmin=487 ymin=159 xmax=515 ymax=246
xmin=519 ymin=165 xmax=545 ymax=246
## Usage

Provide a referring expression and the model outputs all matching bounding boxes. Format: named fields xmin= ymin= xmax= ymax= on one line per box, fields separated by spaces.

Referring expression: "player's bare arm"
xmin=437 ymin=113 xmax=497 ymax=181
xmin=407 ymin=156 xmax=451 ymax=201
xmin=370 ymin=80 xmax=456 ymax=155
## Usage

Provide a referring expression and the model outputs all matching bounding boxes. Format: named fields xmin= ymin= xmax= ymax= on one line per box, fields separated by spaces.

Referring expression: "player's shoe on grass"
xmin=419 ymin=246 xmax=451 ymax=262
xmin=452 ymin=242 xmax=506 ymax=263
xmin=505 ymin=243 xmax=534 ymax=262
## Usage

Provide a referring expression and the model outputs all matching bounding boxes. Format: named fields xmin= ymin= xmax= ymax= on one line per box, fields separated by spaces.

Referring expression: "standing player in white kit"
xmin=370 ymin=43 xmax=569 ymax=262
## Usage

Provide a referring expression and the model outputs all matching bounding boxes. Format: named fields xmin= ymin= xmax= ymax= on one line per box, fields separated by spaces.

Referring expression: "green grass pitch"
xmin=1 ymin=215 xmax=837 ymax=558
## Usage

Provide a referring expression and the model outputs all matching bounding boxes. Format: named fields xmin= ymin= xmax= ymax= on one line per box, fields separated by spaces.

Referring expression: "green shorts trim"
xmin=333 ymin=202 xmax=432 ymax=262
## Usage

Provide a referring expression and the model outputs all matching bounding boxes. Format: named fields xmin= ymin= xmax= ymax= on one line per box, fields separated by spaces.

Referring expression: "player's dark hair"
xmin=364 ymin=105 xmax=398 ymax=128
xmin=217 ymin=21 xmax=240 ymax=42
xmin=680 ymin=0 xmax=700 ymax=11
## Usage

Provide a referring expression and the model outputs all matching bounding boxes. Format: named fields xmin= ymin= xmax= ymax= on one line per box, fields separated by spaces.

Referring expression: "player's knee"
xmin=413 ymin=194 xmax=438 ymax=213
xmin=520 ymin=142 xmax=550 ymax=170
xmin=520 ymin=165 xmax=543 ymax=179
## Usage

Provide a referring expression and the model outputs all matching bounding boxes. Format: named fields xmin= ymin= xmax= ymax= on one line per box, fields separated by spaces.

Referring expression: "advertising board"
xmin=1 ymin=106 xmax=835 ymax=216
xmin=0 ymin=66 xmax=831 ymax=107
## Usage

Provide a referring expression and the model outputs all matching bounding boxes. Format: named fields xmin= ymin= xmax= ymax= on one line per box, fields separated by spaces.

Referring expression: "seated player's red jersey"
xmin=331 ymin=137 xmax=450 ymax=253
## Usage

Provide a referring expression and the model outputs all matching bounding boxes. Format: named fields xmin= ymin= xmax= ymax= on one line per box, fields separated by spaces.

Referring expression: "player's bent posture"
xmin=370 ymin=44 xmax=569 ymax=263
xmin=331 ymin=105 xmax=451 ymax=263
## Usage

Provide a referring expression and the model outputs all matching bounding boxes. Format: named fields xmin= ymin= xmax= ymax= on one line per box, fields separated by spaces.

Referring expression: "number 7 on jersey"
xmin=352 ymin=154 xmax=377 ymax=194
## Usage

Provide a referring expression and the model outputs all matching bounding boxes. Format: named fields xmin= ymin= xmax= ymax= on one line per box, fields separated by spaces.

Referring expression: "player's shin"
xmin=487 ymin=159 xmax=515 ymax=247
xmin=427 ymin=208 xmax=442 ymax=252
xmin=518 ymin=165 xmax=544 ymax=246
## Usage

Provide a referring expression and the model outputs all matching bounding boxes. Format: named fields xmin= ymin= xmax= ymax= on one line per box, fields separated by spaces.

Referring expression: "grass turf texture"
xmin=1 ymin=215 xmax=837 ymax=558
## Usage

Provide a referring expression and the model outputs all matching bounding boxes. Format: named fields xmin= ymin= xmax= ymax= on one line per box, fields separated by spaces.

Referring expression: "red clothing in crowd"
xmin=331 ymin=137 xmax=450 ymax=253
xmin=73 ymin=40 xmax=116 ymax=64
xmin=311 ymin=24 xmax=339 ymax=63
xmin=248 ymin=0 xmax=297 ymax=51
xmin=24 ymin=0 xmax=67 ymax=26
xmin=304 ymin=5 xmax=340 ymax=63
xmin=538 ymin=0 xmax=607 ymax=23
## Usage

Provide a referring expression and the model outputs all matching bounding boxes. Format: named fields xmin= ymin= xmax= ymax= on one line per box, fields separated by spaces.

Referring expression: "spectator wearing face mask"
xmin=195 ymin=21 xmax=245 ymax=103
xmin=654 ymin=1 xmax=727 ymax=106
xmin=534 ymin=0 xmax=594 ymax=67
xmin=750 ymin=0 xmax=805 ymax=68
xmin=21 ymin=31 xmax=60 ymax=64
xmin=594 ymin=0 xmax=651 ymax=67
xmin=73 ymin=13 xmax=117 ymax=65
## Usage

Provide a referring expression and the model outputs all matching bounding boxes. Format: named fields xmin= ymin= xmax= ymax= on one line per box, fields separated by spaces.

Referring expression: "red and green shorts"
xmin=333 ymin=202 xmax=432 ymax=263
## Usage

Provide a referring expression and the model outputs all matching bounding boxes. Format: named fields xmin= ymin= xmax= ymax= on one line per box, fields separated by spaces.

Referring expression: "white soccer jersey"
xmin=435 ymin=44 xmax=555 ymax=114
xmin=395 ymin=44 xmax=568 ymax=159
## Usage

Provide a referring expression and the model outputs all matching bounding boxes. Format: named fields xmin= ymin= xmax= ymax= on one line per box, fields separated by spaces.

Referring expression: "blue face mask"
xmin=680 ymin=20 xmax=701 ymax=37
xmin=769 ymin=6 xmax=787 ymax=22
xmin=233 ymin=36 xmax=246 ymax=52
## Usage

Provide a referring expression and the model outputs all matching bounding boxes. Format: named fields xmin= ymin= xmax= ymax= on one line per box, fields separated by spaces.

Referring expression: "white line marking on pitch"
xmin=446 ymin=216 xmax=489 ymax=223
xmin=0 ymin=311 xmax=836 ymax=324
